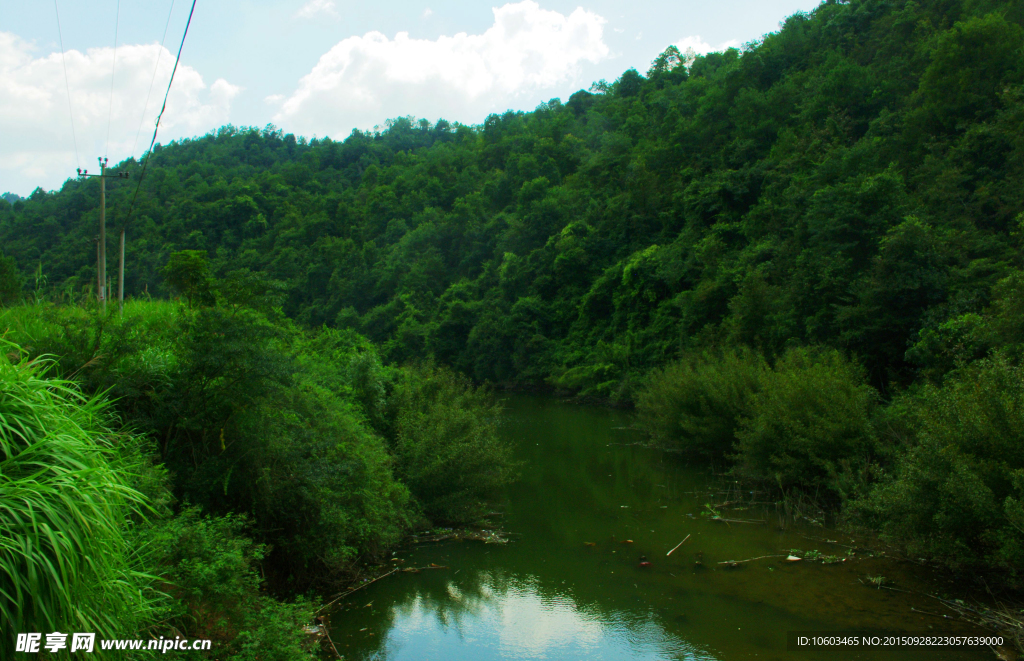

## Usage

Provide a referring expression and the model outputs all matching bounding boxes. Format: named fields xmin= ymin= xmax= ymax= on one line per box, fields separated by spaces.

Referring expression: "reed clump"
xmin=0 ymin=343 xmax=159 ymax=657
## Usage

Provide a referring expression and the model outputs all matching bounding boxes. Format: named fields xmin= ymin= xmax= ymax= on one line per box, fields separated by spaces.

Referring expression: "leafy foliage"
xmin=0 ymin=345 xmax=158 ymax=658
xmin=857 ymin=357 xmax=1024 ymax=580
xmin=146 ymin=507 xmax=317 ymax=660
xmin=162 ymin=250 xmax=215 ymax=307
xmin=637 ymin=345 xmax=878 ymax=500
xmin=734 ymin=346 xmax=878 ymax=500
xmin=635 ymin=347 xmax=767 ymax=459
xmin=1 ymin=287 xmax=514 ymax=653
xmin=0 ymin=253 xmax=23 ymax=305
xmin=386 ymin=363 xmax=517 ymax=524
xmin=4 ymin=0 xmax=1021 ymax=396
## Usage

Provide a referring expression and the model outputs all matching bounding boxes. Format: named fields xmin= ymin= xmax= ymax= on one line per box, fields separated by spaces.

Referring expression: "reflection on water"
xmin=330 ymin=395 xmax=990 ymax=661
xmin=374 ymin=573 xmax=711 ymax=660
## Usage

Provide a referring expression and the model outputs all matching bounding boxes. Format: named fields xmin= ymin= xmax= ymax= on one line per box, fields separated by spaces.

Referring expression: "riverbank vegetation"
xmin=0 ymin=271 xmax=516 ymax=657
xmin=635 ymin=273 xmax=1024 ymax=586
xmin=2 ymin=0 xmax=1024 ymax=646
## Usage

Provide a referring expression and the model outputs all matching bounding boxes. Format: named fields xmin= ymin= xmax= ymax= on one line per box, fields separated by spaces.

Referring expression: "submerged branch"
xmin=717 ymin=554 xmax=787 ymax=565
xmin=666 ymin=534 xmax=691 ymax=556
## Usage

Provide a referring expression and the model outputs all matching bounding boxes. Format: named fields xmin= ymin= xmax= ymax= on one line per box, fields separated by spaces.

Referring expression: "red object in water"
xmin=639 ymin=561 xmax=651 ymax=567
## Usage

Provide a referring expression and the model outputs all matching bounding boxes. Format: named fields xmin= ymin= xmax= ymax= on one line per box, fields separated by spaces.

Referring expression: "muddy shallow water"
xmin=327 ymin=394 xmax=994 ymax=660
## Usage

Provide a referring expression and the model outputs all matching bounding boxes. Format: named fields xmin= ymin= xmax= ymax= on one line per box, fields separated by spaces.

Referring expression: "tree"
xmin=0 ymin=254 xmax=23 ymax=305
xmin=161 ymin=250 xmax=214 ymax=307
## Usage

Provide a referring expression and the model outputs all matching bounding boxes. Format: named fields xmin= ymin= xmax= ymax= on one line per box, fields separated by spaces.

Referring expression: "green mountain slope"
xmin=3 ymin=0 xmax=1023 ymax=395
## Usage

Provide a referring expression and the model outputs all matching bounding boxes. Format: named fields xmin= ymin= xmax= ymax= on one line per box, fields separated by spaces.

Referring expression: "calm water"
xmin=328 ymin=395 xmax=991 ymax=660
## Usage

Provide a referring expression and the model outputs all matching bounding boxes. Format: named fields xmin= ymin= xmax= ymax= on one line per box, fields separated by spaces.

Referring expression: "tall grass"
xmin=0 ymin=298 xmax=179 ymax=352
xmin=0 ymin=341 xmax=159 ymax=656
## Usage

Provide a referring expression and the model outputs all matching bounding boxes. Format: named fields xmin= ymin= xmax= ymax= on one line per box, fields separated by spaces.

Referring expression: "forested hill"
xmin=3 ymin=0 xmax=1023 ymax=396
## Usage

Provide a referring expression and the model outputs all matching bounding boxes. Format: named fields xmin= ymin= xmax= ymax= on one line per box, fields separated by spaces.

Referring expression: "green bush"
xmin=635 ymin=347 xmax=768 ymax=458
xmin=235 ymin=383 xmax=411 ymax=578
xmin=7 ymin=299 xmax=414 ymax=584
xmin=856 ymin=357 xmax=1024 ymax=579
xmin=0 ymin=300 xmax=180 ymax=411
xmin=2 ymin=292 xmax=520 ymax=628
xmin=906 ymin=268 xmax=1024 ymax=381
xmin=0 ymin=254 xmax=24 ymax=305
xmin=734 ymin=346 xmax=878 ymax=499
xmin=162 ymin=250 xmax=215 ymax=307
xmin=145 ymin=507 xmax=317 ymax=660
xmin=0 ymin=343 xmax=159 ymax=657
xmin=387 ymin=363 xmax=517 ymax=524
xmin=153 ymin=307 xmax=410 ymax=581
xmin=987 ymin=270 xmax=1024 ymax=363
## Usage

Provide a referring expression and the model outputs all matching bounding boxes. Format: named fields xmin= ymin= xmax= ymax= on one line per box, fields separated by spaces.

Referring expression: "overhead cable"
xmin=132 ymin=0 xmax=176 ymax=158
xmin=123 ymin=0 xmax=197 ymax=230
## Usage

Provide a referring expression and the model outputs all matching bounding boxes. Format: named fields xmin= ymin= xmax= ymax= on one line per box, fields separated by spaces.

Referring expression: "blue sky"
xmin=2 ymin=0 xmax=822 ymax=196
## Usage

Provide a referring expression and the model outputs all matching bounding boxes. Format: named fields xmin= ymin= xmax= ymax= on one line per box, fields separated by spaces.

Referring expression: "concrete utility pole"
xmin=78 ymin=157 xmax=128 ymax=313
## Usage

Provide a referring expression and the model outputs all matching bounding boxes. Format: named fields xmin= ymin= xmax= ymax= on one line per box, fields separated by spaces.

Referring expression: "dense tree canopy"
xmin=4 ymin=0 xmax=1023 ymax=399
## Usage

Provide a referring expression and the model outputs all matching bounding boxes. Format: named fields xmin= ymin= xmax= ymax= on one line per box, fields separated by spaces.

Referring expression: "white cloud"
xmin=296 ymin=0 xmax=338 ymax=19
xmin=422 ymin=7 xmax=433 ymax=19
xmin=273 ymin=0 xmax=609 ymax=137
xmin=675 ymin=34 xmax=741 ymax=57
xmin=0 ymin=32 xmax=239 ymax=194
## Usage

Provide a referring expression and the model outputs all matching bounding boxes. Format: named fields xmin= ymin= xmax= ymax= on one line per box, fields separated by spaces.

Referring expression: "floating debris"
xmin=666 ymin=534 xmax=691 ymax=556
xmin=717 ymin=554 xmax=788 ymax=565
xmin=411 ymin=528 xmax=509 ymax=544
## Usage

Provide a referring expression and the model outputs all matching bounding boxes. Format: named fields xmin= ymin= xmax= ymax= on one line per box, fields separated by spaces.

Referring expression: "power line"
xmin=105 ymin=0 xmax=121 ymax=158
xmin=123 ymin=0 xmax=197 ymax=230
xmin=53 ymin=0 xmax=80 ymax=170
xmin=132 ymin=0 xmax=177 ymax=158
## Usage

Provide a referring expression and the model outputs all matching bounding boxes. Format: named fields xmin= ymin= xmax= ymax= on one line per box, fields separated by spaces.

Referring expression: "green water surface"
xmin=328 ymin=395 xmax=992 ymax=660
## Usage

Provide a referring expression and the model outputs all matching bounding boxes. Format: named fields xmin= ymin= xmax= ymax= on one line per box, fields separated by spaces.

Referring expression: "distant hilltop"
xmin=2 ymin=192 xmax=23 ymax=206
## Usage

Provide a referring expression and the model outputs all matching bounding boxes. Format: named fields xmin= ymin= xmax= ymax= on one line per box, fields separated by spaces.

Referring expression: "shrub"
xmin=236 ymin=383 xmax=411 ymax=579
xmin=635 ymin=347 xmax=768 ymax=458
xmin=157 ymin=307 xmax=410 ymax=581
xmin=856 ymin=357 xmax=1024 ymax=579
xmin=146 ymin=507 xmax=317 ymax=660
xmin=13 ymin=300 xmax=413 ymax=586
xmin=387 ymin=363 xmax=517 ymax=524
xmin=0 ymin=254 xmax=24 ymax=305
xmin=734 ymin=346 xmax=878 ymax=499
